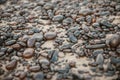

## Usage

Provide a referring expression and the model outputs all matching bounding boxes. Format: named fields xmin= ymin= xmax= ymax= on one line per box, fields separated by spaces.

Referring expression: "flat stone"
xmin=68 ymin=34 xmax=77 ymax=43
xmin=23 ymin=48 xmax=34 ymax=58
xmin=6 ymin=60 xmax=17 ymax=70
xmin=32 ymin=33 xmax=43 ymax=41
xmin=29 ymin=65 xmax=40 ymax=72
xmin=5 ymin=40 xmax=16 ymax=46
xmin=12 ymin=43 xmax=21 ymax=50
xmin=100 ymin=20 xmax=112 ymax=27
xmin=53 ymin=15 xmax=64 ymax=22
xmin=39 ymin=58 xmax=50 ymax=65
xmin=0 ymin=52 xmax=5 ymax=57
xmin=50 ymin=50 xmax=58 ymax=63
xmin=85 ymin=44 xmax=106 ymax=49
xmin=33 ymin=72 xmax=44 ymax=80
xmin=27 ymin=38 xmax=36 ymax=48
xmin=44 ymin=32 xmax=57 ymax=40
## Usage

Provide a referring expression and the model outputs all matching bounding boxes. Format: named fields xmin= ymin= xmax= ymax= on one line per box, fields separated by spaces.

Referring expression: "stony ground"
xmin=0 ymin=0 xmax=120 ymax=80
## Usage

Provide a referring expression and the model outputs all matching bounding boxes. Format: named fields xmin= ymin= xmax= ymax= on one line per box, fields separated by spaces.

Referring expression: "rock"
xmin=44 ymin=32 xmax=57 ymax=40
xmin=27 ymin=38 xmax=36 ymax=48
xmin=106 ymin=34 xmax=120 ymax=48
xmin=29 ymin=65 xmax=40 ymax=72
xmin=23 ymin=48 xmax=34 ymax=58
xmin=85 ymin=44 xmax=106 ymax=49
xmin=6 ymin=60 xmax=17 ymax=70
xmin=63 ymin=17 xmax=73 ymax=25
xmin=12 ymin=43 xmax=21 ymax=50
xmin=44 ymin=3 xmax=54 ymax=10
xmin=19 ymin=72 xmax=27 ymax=79
xmin=100 ymin=20 xmax=112 ymax=27
xmin=0 ymin=52 xmax=5 ymax=57
xmin=0 ymin=0 xmax=7 ymax=4
xmin=5 ymin=40 xmax=16 ymax=46
xmin=32 ymin=33 xmax=43 ymax=41
xmin=39 ymin=58 xmax=50 ymax=69
xmin=68 ymin=34 xmax=77 ymax=43
xmin=96 ymin=54 xmax=104 ymax=65
xmin=110 ymin=57 xmax=120 ymax=65
xmin=82 ymin=24 xmax=89 ymax=32
xmin=93 ymin=50 xmax=104 ymax=59
xmin=39 ymin=58 xmax=50 ymax=65
xmin=53 ymin=15 xmax=64 ymax=22
xmin=79 ymin=8 xmax=93 ymax=16
xmin=33 ymin=72 xmax=44 ymax=80
xmin=50 ymin=50 xmax=58 ymax=63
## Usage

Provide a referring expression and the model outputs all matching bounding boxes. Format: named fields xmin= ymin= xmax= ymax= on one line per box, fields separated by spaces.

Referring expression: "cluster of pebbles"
xmin=0 ymin=0 xmax=120 ymax=80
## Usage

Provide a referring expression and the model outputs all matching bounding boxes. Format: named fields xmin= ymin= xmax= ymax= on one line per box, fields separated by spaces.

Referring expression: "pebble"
xmin=32 ymin=33 xmax=43 ymax=41
xmin=85 ymin=44 xmax=106 ymax=49
xmin=5 ymin=40 xmax=16 ymax=46
xmin=68 ymin=34 xmax=77 ymax=43
xmin=0 ymin=52 xmax=5 ymax=57
xmin=27 ymin=38 xmax=36 ymax=48
xmin=63 ymin=17 xmax=73 ymax=25
xmin=23 ymin=48 xmax=34 ymax=58
xmin=33 ymin=72 xmax=44 ymax=80
xmin=39 ymin=58 xmax=50 ymax=65
xmin=100 ymin=20 xmax=112 ymax=28
xmin=50 ymin=50 xmax=58 ymax=63
xmin=6 ymin=60 xmax=17 ymax=70
xmin=44 ymin=32 xmax=57 ymax=40
xmin=11 ymin=43 xmax=21 ymax=50
xmin=53 ymin=15 xmax=64 ymax=22
xmin=29 ymin=65 xmax=40 ymax=72
xmin=96 ymin=54 xmax=104 ymax=65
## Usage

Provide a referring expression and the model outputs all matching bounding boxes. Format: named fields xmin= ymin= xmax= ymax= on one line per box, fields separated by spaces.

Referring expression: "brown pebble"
xmin=12 ymin=44 xmax=21 ymax=50
xmin=6 ymin=60 xmax=17 ymax=70
xmin=23 ymin=48 xmax=34 ymax=58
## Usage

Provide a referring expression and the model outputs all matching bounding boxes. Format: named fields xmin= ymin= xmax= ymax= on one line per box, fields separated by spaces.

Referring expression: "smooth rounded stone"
xmin=43 ymin=2 xmax=54 ymax=10
xmin=92 ymin=50 xmax=104 ymax=58
xmin=27 ymin=38 xmax=36 ymax=48
xmin=74 ymin=30 xmax=81 ymax=37
xmin=19 ymin=72 xmax=27 ymax=79
xmin=85 ymin=44 xmax=106 ymax=49
xmin=35 ymin=42 xmax=41 ymax=48
xmin=88 ymin=62 xmax=98 ymax=67
xmin=6 ymin=60 xmax=17 ymax=70
xmin=53 ymin=15 xmax=64 ymax=22
xmin=0 ymin=52 xmax=5 ymax=57
xmin=23 ymin=48 xmax=34 ymax=58
xmin=11 ymin=43 xmax=21 ymax=50
xmin=17 ymin=42 xmax=26 ymax=47
xmin=100 ymin=20 xmax=112 ymax=28
xmin=68 ymin=34 xmax=77 ymax=43
xmin=82 ymin=24 xmax=89 ymax=32
xmin=0 ymin=0 xmax=7 ymax=4
xmin=22 ymin=35 xmax=30 ymax=42
xmin=63 ymin=17 xmax=73 ymax=25
xmin=110 ymin=57 xmax=120 ymax=65
xmin=96 ymin=54 xmax=104 ymax=65
xmin=44 ymin=32 xmax=57 ymax=40
xmin=29 ymin=65 xmax=40 ymax=72
xmin=0 ymin=47 xmax=7 ymax=52
xmin=92 ymin=23 xmax=100 ymax=27
xmin=79 ymin=8 xmax=93 ymax=16
xmin=106 ymin=62 xmax=114 ymax=71
xmin=5 ymin=40 xmax=16 ymax=46
xmin=86 ymin=15 xmax=92 ymax=24
xmin=33 ymin=72 xmax=44 ymax=80
xmin=39 ymin=58 xmax=50 ymax=65
xmin=50 ymin=50 xmax=58 ymax=63
xmin=32 ymin=33 xmax=43 ymax=41
xmin=106 ymin=34 xmax=120 ymax=48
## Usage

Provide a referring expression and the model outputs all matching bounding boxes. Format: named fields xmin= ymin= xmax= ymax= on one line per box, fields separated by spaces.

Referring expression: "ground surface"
xmin=0 ymin=0 xmax=120 ymax=80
